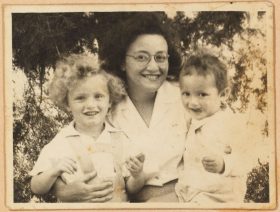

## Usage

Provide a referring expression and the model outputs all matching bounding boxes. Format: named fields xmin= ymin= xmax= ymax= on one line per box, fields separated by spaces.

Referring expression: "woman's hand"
xmin=53 ymin=170 xmax=114 ymax=202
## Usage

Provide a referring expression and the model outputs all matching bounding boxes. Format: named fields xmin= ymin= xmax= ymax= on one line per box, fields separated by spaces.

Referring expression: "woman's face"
xmin=124 ymin=34 xmax=169 ymax=94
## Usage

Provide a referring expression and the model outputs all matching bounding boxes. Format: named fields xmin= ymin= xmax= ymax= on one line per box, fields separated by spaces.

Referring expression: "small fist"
xmin=135 ymin=153 xmax=145 ymax=162
xmin=224 ymin=145 xmax=232 ymax=154
xmin=54 ymin=157 xmax=77 ymax=176
xmin=125 ymin=153 xmax=145 ymax=178
xmin=202 ymin=155 xmax=225 ymax=174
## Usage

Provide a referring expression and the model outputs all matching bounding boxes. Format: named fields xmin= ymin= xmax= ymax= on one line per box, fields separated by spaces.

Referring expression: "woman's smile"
xmin=141 ymin=73 xmax=162 ymax=81
xmin=124 ymin=34 xmax=169 ymax=93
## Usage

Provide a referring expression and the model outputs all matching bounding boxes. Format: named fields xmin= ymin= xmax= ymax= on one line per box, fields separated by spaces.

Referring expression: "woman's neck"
xmin=127 ymin=87 xmax=157 ymax=103
xmin=127 ymin=87 xmax=157 ymax=127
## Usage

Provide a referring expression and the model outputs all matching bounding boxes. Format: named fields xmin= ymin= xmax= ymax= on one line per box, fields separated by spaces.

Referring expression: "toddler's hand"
xmin=53 ymin=157 xmax=77 ymax=176
xmin=202 ymin=155 xmax=225 ymax=174
xmin=125 ymin=153 xmax=145 ymax=178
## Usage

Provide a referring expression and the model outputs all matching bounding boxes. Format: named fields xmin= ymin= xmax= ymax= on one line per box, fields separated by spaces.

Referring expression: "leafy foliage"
xmin=172 ymin=12 xmax=246 ymax=52
xmin=12 ymin=13 xmax=99 ymax=68
xmin=13 ymin=74 xmax=71 ymax=202
xmin=245 ymin=161 xmax=269 ymax=202
xmin=12 ymin=12 xmax=269 ymax=203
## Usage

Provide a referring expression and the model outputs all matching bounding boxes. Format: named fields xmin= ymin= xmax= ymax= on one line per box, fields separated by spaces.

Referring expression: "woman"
xmin=54 ymin=12 xmax=188 ymax=202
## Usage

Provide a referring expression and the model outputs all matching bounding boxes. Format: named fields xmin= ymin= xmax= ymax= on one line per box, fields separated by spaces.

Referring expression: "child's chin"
xmin=192 ymin=117 xmax=203 ymax=121
xmin=190 ymin=114 xmax=205 ymax=120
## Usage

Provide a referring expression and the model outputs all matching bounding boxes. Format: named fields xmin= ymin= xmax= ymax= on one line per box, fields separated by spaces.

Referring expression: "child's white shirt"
xmin=176 ymin=109 xmax=260 ymax=203
xmin=29 ymin=121 xmax=130 ymax=181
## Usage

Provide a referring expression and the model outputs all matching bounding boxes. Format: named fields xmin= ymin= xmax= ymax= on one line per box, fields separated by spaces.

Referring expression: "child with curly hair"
xmin=30 ymin=54 xmax=146 ymax=202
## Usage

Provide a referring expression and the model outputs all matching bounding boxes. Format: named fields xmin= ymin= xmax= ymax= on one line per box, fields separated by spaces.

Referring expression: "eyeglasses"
xmin=126 ymin=52 xmax=169 ymax=66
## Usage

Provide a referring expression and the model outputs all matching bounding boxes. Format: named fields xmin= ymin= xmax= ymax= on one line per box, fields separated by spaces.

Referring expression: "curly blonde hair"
xmin=48 ymin=54 xmax=127 ymax=110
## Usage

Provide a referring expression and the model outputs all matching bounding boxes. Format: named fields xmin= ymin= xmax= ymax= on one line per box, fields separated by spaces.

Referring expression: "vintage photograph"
xmin=3 ymin=1 xmax=276 ymax=210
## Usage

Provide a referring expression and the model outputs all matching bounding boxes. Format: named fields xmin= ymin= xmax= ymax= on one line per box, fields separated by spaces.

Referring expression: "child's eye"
xmin=95 ymin=94 xmax=104 ymax=99
xmin=182 ymin=92 xmax=190 ymax=96
xmin=75 ymin=96 xmax=85 ymax=100
xmin=199 ymin=93 xmax=208 ymax=97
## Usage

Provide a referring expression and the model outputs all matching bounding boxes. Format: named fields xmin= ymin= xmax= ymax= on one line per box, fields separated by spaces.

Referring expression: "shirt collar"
xmin=190 ymin=109 xmax=228 ymax=131
xmin=62 ymin=120 xmax=121 ymax=138
xmin=156 ymin=81 xmax=181 ymax=103
xmin=117 ymin=81 xmax=180 ymax=111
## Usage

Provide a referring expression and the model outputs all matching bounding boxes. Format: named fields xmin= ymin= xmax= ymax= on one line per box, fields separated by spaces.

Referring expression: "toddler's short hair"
xmin=180 ymin=52 xmax=228 ymax=92
xmin=48 ymin=54 xmax=126 ymax=110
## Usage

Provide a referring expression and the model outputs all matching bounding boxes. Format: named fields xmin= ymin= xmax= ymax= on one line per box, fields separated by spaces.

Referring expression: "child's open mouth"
xmin=84 ymin=111 xmax=99 ymax=116
xmin=190 ymin=108 xmax=202 ymax=113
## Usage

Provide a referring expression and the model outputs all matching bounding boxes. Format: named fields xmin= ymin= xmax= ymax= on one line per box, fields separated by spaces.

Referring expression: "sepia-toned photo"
xmin=2 ymin=1 xmax=276 ymax=210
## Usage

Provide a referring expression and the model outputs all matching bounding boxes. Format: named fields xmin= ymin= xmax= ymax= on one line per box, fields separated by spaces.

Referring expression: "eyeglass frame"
xmin=126 ymin=51 xmax=169 ymax=66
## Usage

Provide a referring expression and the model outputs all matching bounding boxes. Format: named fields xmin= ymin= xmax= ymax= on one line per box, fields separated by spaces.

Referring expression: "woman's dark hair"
xmin=99 ymin=12 xmax=182 ymax=82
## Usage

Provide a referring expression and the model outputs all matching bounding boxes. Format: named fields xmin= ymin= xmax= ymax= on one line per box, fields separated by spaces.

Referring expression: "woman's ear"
xmin=121 ymin=63 xmax=126 ymax=72
xmin=108 ymin=101 xmax=112 ymax=112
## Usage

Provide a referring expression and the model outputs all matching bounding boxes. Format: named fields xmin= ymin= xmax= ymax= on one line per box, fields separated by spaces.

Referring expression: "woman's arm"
xmin=53 ymin=171 xmax=114 ymax=202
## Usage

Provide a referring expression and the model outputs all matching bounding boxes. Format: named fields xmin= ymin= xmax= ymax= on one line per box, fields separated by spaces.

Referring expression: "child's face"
xmin=180 ymin=70 xmax=224 ymax=120
xmin=67 ymin=74 xmax=111 ymax=132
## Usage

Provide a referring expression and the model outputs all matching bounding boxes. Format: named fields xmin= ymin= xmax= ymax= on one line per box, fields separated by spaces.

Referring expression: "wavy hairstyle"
xmin=99 ymin=12 xmax=182 ymax=82
xmin=48 ymin=54 xmax=126 ymax=110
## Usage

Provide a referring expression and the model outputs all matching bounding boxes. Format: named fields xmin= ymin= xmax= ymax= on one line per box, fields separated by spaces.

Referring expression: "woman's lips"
xmin=141 ymin=74 xmax=161 ymax=81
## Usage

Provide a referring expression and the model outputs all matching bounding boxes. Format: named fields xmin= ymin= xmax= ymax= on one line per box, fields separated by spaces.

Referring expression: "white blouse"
xmin=108 ymin=81 xmax=189 ymax=186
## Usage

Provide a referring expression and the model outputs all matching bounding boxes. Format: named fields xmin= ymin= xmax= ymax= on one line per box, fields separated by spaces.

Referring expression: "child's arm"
xmin=31 ymin=157 xmax=77 ymax=195
xmin=125 ymin=153 xmax=147 ymax=194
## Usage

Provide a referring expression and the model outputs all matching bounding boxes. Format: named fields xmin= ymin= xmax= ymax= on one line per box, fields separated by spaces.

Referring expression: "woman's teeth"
xmin=143 ymin=74 xmax=160 ymax=80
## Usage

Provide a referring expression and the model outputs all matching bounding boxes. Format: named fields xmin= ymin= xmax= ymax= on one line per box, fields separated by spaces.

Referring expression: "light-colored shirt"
xmin=30 ymin=121 xmax=130 ymax=202
xmin=176 ymin=109 xmax=258 ymax=203
xmin=30 ymin=122 xmax=125 ymax=177
xmin=108 ymin=81 xmax=189 ymax=186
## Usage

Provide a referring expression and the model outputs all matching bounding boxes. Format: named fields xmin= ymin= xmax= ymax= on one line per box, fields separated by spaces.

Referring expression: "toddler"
xmin=176 ymin=52 xmax=254 ymax=203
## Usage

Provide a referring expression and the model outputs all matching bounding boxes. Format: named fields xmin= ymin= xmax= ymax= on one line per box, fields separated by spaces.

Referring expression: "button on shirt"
xmin=108 ymin=81 xmax=189 ymax=186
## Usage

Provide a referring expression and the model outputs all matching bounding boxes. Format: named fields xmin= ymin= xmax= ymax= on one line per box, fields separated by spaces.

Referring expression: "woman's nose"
xmin=146 ymin=57 xmax=159 ymax=70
